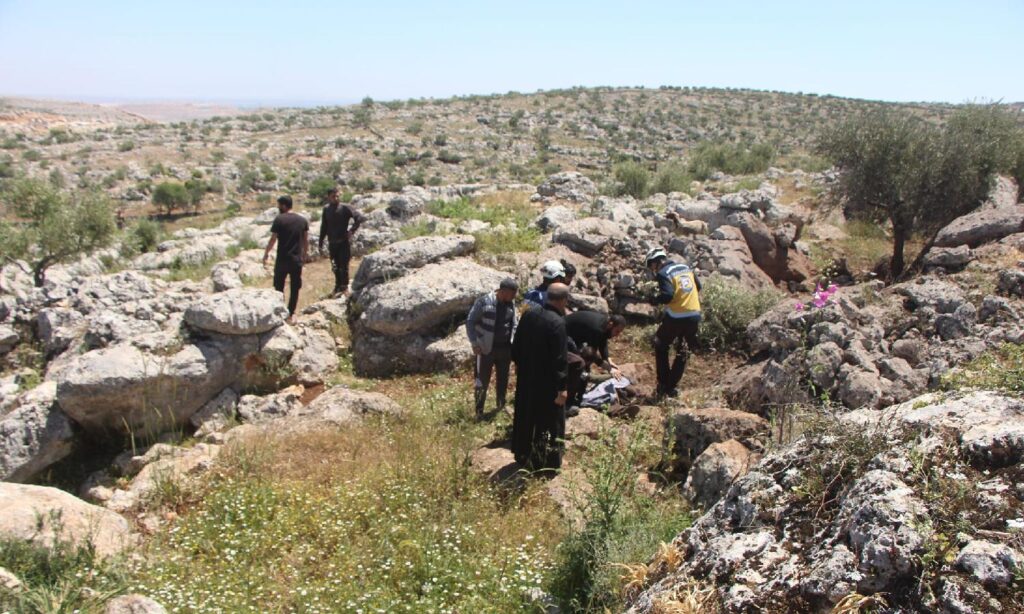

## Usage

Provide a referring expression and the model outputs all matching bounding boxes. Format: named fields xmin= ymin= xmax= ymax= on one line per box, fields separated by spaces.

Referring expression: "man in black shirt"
xmin=263 ymin=195 xmax=309 ymax=321
xmin=565 ymin=312 xmax=626 ymax=409
xmin=318 ymin=187 xmax=365 ymax=296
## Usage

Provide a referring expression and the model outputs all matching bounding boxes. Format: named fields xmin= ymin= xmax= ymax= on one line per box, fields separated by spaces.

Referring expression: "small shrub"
xmin=651 ymin=163 xmax=693 ymax=195
xmin=129 ymin=219 xmax=164 ymax=253
xmin=688 ymin=140 xmax=776 ymax=180
xmin=698 ymin=274 xmax=783 ymax=352
xmin=117 ymin=140 xmax=135 ymax=152
xmin=613 ymin=161 xmax=650 ymax=199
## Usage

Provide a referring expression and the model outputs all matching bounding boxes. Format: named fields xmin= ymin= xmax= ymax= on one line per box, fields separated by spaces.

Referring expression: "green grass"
xmin=474 ymin=227 xmax=542 ymax=255
xmin=125 ymin=381 xmax=565 ymax=613
xmin=942 ymin=343 xmax=1024 ymax=396
xmin=0 ymin=529 xmax=128 ymax=613
xmin=427 ymin=193 xmax=535 ymax=228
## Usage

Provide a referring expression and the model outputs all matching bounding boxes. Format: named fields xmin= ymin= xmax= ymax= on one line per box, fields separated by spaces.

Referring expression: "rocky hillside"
xmin=0 ymin=91 xmax=1022 ymax=612
xmin=0 ymin=87 xmax=956 ymax=221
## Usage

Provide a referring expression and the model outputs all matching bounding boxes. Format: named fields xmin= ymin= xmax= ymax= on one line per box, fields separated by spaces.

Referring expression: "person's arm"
xmin=694 ymin=273 xmax=702 ymax=293
xmin=466 ymin=297 xmax=483 ymax=351
xmin=552 ymin=319 xmax=568 ymax=406
xmin=300 ymin=231 xmax=309 ymax=263
xmin=262 ymin=234 xmax=278 ymax=266
xmin=348 ymin=206 xmax=364 ymax=237
xmin=652 ymin=270 xmax=674 ymax=305
xmin=318 ymin=207 xmax=327 ymax=251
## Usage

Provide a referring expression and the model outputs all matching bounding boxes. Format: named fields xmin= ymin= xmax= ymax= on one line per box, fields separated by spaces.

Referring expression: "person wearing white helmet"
xmin=523 ymin=260 xmax=566 ymax=309
xmin=644 ymin=246 xmax=702 ymax=398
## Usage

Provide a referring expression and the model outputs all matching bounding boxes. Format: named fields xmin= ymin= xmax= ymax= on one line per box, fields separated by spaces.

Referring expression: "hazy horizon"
xmin=2 ymin=0 xmax=1022 ymax=106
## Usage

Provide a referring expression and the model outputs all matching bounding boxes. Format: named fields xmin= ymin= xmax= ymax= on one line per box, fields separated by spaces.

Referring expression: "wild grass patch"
xmin=697 ymin=274 xmax=783 ymax=352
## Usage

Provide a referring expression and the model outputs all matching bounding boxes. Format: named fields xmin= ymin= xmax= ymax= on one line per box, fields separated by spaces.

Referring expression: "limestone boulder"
xmin=536 ymin=171 xmax=597 ymax=203
xmin=55 ymin=342 xmax=235 ymax=437
xmin=105 ymin=595 xmax=168 ymax=614
xmin=184 ymin=288 xmax=288 ymax=335
xmin=553 ymin=219 xmax=628 ymax=256
xmin=683 ymin=439 xmax=761 ymax=508
xmin=0 ymin=382 xmax=76 ymax=482
xmin=934 ymin=207 xmax=1024 ymax=248
xmin=666 ymin=407 xmax=769 ymax=474
xmin=0 ymin=483 xmax=134 ymax=558
xmin=355 ymin=258 xmax=506 ymax=337
xmin=301 ymin=386 xmax=402 ymax=425
xmin=385 ymin=186 xmax=432 ymax=219
xmin=534 ymin=205 xmax=575 ymax=232
xmin=351 ymin=234 xmax=475 ymax=292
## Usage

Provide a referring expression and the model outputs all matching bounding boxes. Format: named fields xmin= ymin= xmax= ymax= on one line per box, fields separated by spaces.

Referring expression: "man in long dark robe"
xmin=511 ymin=283 xmax=570 ymax=473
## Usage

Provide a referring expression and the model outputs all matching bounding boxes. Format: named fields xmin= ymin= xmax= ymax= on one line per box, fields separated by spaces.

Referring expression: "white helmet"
xmin=644 ymin=247 xmax=668 ymax=266
xmin=540 ymin=260 xmax=566 ymax=280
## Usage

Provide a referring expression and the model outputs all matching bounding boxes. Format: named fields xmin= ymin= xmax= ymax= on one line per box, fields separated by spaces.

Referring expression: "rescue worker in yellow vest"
xmin=645 ymin=247 xmax=702 ymax=398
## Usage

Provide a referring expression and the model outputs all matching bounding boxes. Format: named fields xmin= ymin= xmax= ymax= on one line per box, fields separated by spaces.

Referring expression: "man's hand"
xmin=347 ymin=230 xmax=355 ymax=241
xmin=472 ymin=345 xmax=482 ymax=355
xmin=610 ymin=367 xmax=623 ymax=379
xmin=554 ymin=390 xmax=567 ymax=407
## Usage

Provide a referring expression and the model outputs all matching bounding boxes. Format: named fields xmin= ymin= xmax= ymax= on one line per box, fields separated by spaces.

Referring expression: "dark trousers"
xmin=328 ymin=241 xmax=351 ymax=293
xmin=653 ymin=315 xmax=700 ymax=395
xmin=474 ymin=346 xmax=511 ymax=413
xmin=524 ymin=404 xmax=566 ymax=473
xmin=566 ymin=352 xmax=587 ymax=407
xmin=273 ymin=262 xmax=303 ymax=315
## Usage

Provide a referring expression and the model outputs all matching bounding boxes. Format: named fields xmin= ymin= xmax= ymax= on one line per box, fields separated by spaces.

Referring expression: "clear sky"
xmin=1 ymin=0 xmax=1021 ymax=105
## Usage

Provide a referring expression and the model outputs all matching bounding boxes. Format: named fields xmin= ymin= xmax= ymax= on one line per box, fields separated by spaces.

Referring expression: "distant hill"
xmin=0 ymin=97 xmax=150 ymax=133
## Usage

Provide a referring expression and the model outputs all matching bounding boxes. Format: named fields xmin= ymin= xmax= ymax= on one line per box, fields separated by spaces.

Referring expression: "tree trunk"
xmin=890 ymin=228 xmax=907 ymax=281
xmin=32 ymin=264 xmax=46 ymax=288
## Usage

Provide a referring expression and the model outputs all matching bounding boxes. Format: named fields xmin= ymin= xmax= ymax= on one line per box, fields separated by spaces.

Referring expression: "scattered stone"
xmin=0 ymin=482 xmax=135 ymax=558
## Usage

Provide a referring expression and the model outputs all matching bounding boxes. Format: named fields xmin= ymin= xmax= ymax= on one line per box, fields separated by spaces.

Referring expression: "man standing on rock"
xmin=511 ymin=283 xmax=570 ymax=473
xmin=263 ymin=195 xmax=308 ymax=322
xmin=318 ymin=187 xmax=365 ymax=296
xmin=645 ymin=247 xmax=701 ymax=398
xmin=466 ymin=278 xmax=519 ymax=420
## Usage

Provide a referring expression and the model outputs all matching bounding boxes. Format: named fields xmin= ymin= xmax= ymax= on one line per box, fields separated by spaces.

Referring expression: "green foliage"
xmin=687 ymin=140 xmax=777 ymax=180
xmin=817 ymin=104 xmax=1024 ymax=277
xmin=475 ymin=227 xmax=541 ymax=254
xmin=548 ymin=428 xmax=691 ymax=612
xmin=942 ymin=343 xmax=1024 ymax=396
xmin=308 ymin=176 xmax=336 ymax=202
xmin=698 ymin=274 xmax=783 ymax=352
xmin=151 ymin=181 xmax=191 ymax=216
xmin=128 ymin=218 xmax=164 ymax=254
xmin=0 ymin=528 xmax=127 ymax=612
xmin=117 ymin=140 xmax=135 ymax=152
xmin=651 ymin=163 xmax=694 ymax=195
xmin=0 ymin=179 xmax=116 ymax=286
xmin=23 ymin=149 xmax=42 ymax=162
xmin=613 ymin=161 xmax=650 ymax=199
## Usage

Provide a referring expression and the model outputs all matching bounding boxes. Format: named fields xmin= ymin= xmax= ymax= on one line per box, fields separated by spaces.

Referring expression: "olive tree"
xmin=817 ymin=104 xmax=1024 ymax=278
xmin=152 ymin=181 xmax=191 ymax=216
xmin=0 ymin=178 xmax=116 ymax=286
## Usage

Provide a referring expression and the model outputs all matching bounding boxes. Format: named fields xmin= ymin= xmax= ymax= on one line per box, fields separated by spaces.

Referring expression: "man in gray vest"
xmin=466 ymin=278 xmax=519 ymax=420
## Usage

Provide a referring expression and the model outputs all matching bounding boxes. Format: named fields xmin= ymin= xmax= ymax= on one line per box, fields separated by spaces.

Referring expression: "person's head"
xmin=497 ymin=278 xmax=518 ymax=303
xmin=644 ymin=247 xmax=668 ymax=273
xmin=326 ymin=187 xmax=340 ymax=205
xmin=277 ymin=195 xmax=293 ymax=213
xmin=560 ymin=259 xmax=577 ymax=286
xmin=545 ymin=282 xmax=570 ymax=314
xmin=606 ymin=314 xmax=627 ymax=338
xmin=540 ymin=260 xmax=566 ymax=285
